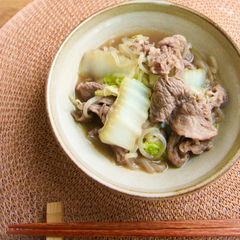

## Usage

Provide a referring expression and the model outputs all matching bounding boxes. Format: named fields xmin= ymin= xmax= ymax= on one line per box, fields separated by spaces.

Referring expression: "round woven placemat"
xmin=0 ymin=0 xmax=239 ymax=239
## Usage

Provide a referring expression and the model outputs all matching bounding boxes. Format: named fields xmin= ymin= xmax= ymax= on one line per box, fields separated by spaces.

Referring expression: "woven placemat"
xmin=0 ymin=0 xmax=239 ymax=239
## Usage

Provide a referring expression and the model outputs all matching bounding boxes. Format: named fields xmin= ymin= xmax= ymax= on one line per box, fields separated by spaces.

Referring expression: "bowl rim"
xmin=46 ymin=0 xmax=240 ymax=199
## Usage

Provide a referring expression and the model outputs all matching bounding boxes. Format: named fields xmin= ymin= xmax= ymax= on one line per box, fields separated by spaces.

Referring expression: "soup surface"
xmin=70 ymin=31 xmax=227 ymax=173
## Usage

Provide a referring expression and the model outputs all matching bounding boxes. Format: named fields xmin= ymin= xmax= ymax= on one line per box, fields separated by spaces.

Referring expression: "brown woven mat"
xmin=0 ymin=0 xmax=239 ymax=239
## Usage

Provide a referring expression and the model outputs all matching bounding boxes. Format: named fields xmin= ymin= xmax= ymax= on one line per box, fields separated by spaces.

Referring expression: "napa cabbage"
xmin=78 ymin=49 xmax=137 ymax=80
xmin=99 ymin=77 xmax=151 ymax=151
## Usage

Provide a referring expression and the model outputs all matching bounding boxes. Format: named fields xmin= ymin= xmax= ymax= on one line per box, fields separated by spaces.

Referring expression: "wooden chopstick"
xmin=6 ymin=228 xmax=240 ymax=237
xmin=8 ymin=219 xmax=240 ymax=230
xmin=7 ymin=219 xmax=240 ymax=237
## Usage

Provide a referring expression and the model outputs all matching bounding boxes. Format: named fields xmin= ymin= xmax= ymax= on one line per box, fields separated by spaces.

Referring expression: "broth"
xmin=71 ymin=31 xmax=227 ymax=173
xmin=80 ymin=117 xmax=115 ymax=162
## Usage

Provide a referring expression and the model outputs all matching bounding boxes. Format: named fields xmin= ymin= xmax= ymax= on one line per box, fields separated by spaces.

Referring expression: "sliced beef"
xmin=147 ymin=35 xmax=189 ymax=76
xmin=179 ymin=139 xmax=213 ymax=155
xmin=142 ymin=119 xmax=159 ymax=130
xmin=206 ymin=84 xmax=227 ymax=109
xmin=88 ymin=128 xmax=100 ymax=141
xmin=89 ymin=104 xmax=110 ymax=124
xmin=167 ymin=131 xmax=190 ymax=167
xmin=76 ymin=82 xmax=106 ymax=101
xmin=168 ymin=96 xmax=217 ymax=141
xmin=111 ymin=145 xmax=129 ymax=165
xmin=157 ymin=35 xmax=188 ymax=54
xmin=130 ymin=39 xmax=155 ymax=56
xmin=149 ymin=60 xmax=222 ymax=141
xmin=71 ymin=109 xmax=89 ymax=122
xmin=71 ymin=96 xmax=115 ymax=124
xmin=88 ymin=96 xmax=115 ymax=124
xmin=150 ymin=75 xmax=187 ymax=122
xmin=183 ymin=60 xmax=196 ymax=70
xmin=147 ymin=46 xmax=183 ymax=76
xmin=167 ymin=131 xmax=212 ymax=167
xmin=94 ymin=96 xmax=115 ymax=106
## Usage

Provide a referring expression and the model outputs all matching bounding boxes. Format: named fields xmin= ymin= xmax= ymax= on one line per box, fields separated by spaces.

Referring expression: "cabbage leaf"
xmin=183 ymin=68 xmax=206 ymax=88
xmin=78 ymin=49 xmax=137 ymax=80
xmin=95 ymin=85 xmax=119 ymax=97
xmin=103 ymin=75 xmax=123 ymax=86
xmin=99 ymin=77 xmax=151 ymax=151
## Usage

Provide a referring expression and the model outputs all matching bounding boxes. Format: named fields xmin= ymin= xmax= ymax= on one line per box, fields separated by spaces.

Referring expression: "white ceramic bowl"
xmin=46 ymin=1 xmax=240 ymax=199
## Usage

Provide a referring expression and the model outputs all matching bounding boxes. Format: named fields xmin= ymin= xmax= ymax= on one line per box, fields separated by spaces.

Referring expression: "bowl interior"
xmin=47 ymin=1 xmax=240 ymax=198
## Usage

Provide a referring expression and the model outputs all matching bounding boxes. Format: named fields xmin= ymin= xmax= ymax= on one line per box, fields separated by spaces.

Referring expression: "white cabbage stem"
xmin=79 ymin=49 xmax=137 ymax=80
xmin=183 ymin=68 xmax=206 ymax=88
xmin=99 ymin=78 xmax=151 ymax=151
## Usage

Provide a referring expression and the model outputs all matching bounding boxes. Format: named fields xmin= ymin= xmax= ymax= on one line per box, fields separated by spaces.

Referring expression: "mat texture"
xmin=0 ymin=0 xmax=239 ymax=239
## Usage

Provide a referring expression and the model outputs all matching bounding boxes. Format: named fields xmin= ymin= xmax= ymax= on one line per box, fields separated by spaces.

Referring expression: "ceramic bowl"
xmin=46 ymin=1 xmax=240 ymax=199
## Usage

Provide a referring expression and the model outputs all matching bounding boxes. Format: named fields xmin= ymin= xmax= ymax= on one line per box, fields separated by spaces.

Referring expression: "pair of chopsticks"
xmin=7 ymin=219 xmax=240 ymax=237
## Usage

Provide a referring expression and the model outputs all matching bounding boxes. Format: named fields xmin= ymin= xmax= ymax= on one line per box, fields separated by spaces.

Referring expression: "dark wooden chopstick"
xmin=8 ymin=219 xmax=240 ymax=230
xmin=7 ymin=219 xmax=240 ymax=237
xmin=6 ymin=228 xmax=240 ymax=237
